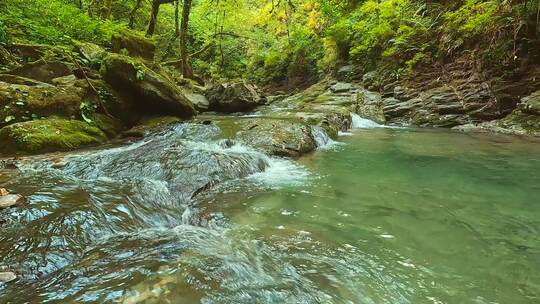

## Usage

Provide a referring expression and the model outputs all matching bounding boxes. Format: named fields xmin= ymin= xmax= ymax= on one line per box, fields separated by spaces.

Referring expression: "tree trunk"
xmin=146 ymin=0 xmax=161 ymax=36
xmin=175 ymin=0 xmax=180 ymax=36
xmin=146 ymin=0 xmax=175 ymax=37
xmin=180 ymin=0 xmax=194 ymax=79
xmin=129 ymin=0 xmax=143 ymax=29
xmin=100 ymin=0 xmax=113 ymax=19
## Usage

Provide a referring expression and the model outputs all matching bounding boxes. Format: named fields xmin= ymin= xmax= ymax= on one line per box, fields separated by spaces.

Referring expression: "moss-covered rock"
xmin=100 ymin=54 xmax=196 ymax=119
xmin=122 ymin=116 xmax=182 ymax=138
xmin=0 ymin=118 xmax=106 ymax=155
xmin=207 ymin=81 xmax=266 ymax=113
xmin=111 ymin=30 xmax=155 ymax=61
xmin=0 ymin=81 xmax=83 ymax=127
xmin=3 ymin=60 xmax=72 ymax=83
xmin=235 ymin=118 xmax=316 ymax=157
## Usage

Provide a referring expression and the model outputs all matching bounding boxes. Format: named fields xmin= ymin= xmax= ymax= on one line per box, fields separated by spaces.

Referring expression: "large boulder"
xmin=0 ymin=118 xmax=107 ymax=155
xmin=100 ymin=54 xmax=196 ymax=119
xmin=76 ymin=42 xmax=106 ymax=66
xmin=111 ymin=31 xmax=155 ymax=61
xmin=0 ymin=81 xmax=83 ymax=127
xmin=455 ymin=90 xmax=540 ymax=137
xmin=356 ymin=89 xmax=386 ymax=124
xmin=235 ymin=118 xmax=316 ymax=157
xmin=207 ymin=81 xmax=265 ymax=113
xmin=2 ymin=60 xmax=72 ymax=83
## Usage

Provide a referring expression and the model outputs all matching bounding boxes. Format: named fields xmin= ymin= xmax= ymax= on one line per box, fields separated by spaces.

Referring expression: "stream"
xmin=1 ymin=116 xmax=540 ymax=303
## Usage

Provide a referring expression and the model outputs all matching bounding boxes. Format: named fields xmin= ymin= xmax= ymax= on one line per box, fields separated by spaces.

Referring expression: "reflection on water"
xmin=1 ymin=124 xmax=540 ymax=303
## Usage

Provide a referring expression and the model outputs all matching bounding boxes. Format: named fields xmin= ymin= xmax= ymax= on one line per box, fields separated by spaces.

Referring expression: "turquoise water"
xmin=1 ymin=126 xmax=540 ymax=303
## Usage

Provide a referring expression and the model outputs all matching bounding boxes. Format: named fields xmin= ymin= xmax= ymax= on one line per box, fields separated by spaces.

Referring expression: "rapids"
xmin=1 ymin=118 xmax=540 ymax=303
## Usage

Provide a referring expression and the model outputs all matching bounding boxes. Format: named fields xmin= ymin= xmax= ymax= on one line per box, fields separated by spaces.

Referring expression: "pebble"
xmin=0 ymin=190 xmax=24 ymax=209
xmin=0 ymin=272 xmax=17 ymax=283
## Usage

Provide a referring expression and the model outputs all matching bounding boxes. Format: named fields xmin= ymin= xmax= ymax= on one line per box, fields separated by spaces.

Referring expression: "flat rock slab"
xmin=0 ymin=272 xmax=17 ymax=283
xmin=0 ymin=194 xmax=24 ymax=208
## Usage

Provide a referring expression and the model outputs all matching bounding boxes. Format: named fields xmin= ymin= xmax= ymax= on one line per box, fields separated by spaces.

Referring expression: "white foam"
xmin=311 ymin=126 xmax=341 ymax=150
xmin=248 ymin=158 xmax=310 ymax=189
xmin=350 ymin=113 xmax=382 ymax=129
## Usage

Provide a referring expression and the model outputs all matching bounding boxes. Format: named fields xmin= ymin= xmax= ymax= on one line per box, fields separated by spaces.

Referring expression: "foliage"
xmin=1 ymin=0 xmax=538 ymax=87
xmin=0 ymin=0 xmax=125 ymax=46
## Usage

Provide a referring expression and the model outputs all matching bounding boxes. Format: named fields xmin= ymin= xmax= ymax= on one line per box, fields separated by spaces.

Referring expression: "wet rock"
xmin=122 ymin=116 xmax=182 ymax=138
xmin=0 ymin=81 xmax=84 ymax=127
xmin=455 ymin=90 xmax=540 ymax=137
xmin=3 ymin=60 xmax=72 ymax=84
xmin=207 ymin=81 xmax=265 ymax=113
xmin=111 ymin=31 xmax=155 ymax=61
xmin=236 ymin=118 xmax=316 ymax=157
xmin=0 ymin=118 xmax=107 ymax=155
xmin=0 ymin=272 xmax=17 ymax=283
xmin=356 ymin=90 xmax=385 ymax=124
xmin=0 ymin=190 xmax=24 ymax=209
xmin=100 ymin=54 xmax=196 ymax=119
xmin=185 ymin=92 xmax=209 ymax=112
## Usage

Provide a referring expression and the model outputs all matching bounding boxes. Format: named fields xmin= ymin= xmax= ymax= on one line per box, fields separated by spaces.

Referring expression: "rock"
xmin=336 ymin=65 xmax=355 ymax=82
xmin=51 ymin=75 xmax=78 ymax=86
xmin=330 ymin=82 xmax=353 ymax=93
xmin=235 ymin=118 xmax=316 ymax=157
xmin=0 ymin=74 xmax=48 ymax=86
xmin=77 ymin=42 xmax=106 ymax=64
xmin=0 ymin=188 xmax=8 ymax=196
xmin=521 ymin=90 xmax=540 ymax=116
xmin=207 ymin=81 xmax=265 ymax=113
xmin=0 ymin=194 xmax=24 ymax=209
xmin=111 ymin=31 xmax=155 ymax=61
xmin=0 ymin=45 xmax=15 ymax=66
xmin=122 ymin=116 xmax=182 ymax=138
xmin=100 ymin=54 xmax=196 ymax=119
xmin=7 ymin=43 xmax=58 ymax=61
xmin=356 ymin=90 xmax=385 ymax=124
xmin=0 ymin=272 xmax=17 ymax=283
xmin=0 ymin=81 xmax=84 ymax=127
xmin=3 ymin=60 xmax=72 ymax=83
xmin=88 ymin=113 xmax=125 ymax=137
xmin=362 ymin=71 xmax=380 ymax=89
xmin=0 ymin=118 xmax=107 ymax=155
xmin=185 ymin=92 xmax=209 ymax=112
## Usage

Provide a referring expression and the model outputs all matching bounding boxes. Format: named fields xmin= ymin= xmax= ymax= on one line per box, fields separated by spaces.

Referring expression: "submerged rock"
xmin=111 ymin=31 xmax=155 ymax=61
xmin=207 ymin=81 xmax=265 ymax=113
xmin=0 ymin=272 xmax=17 ymax=283
xmin=100 ymin=54 xmax=196 ymax=119
xmin=0 ymin=193 xmax=24 ymax=209
xmin=236 ymin=118 xmax=316 ymax=157
xmin=0 ymin=118 xmax=106 ymax=155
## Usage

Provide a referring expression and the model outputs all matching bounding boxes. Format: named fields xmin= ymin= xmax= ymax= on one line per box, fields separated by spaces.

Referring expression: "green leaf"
xmin=81 ymin=112 xmax=93 ymax=123
xmin=136 ymin=69 xmax=145 ymax=81
xmin=4 ymin=115 xmax=16 ymax=123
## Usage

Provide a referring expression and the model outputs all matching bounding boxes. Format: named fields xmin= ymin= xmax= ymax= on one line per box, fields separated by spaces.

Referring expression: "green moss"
xmin=0 ymin=118 xmax=106 ymax=154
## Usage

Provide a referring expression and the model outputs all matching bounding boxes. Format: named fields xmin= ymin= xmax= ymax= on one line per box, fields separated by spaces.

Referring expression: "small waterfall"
xmin=350 ymin=113 xmax=381 ymax=129
xmin=311 ymin=126 xmax=339 ymax=150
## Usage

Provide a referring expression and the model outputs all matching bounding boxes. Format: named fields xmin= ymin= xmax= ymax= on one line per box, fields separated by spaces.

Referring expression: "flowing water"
xmin=1 ymin=119 xmax=540 ymax=304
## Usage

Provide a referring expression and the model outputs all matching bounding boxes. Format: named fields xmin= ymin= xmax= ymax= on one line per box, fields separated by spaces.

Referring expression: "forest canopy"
xmin=1 ymin=0 xmax=539 ymax=88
